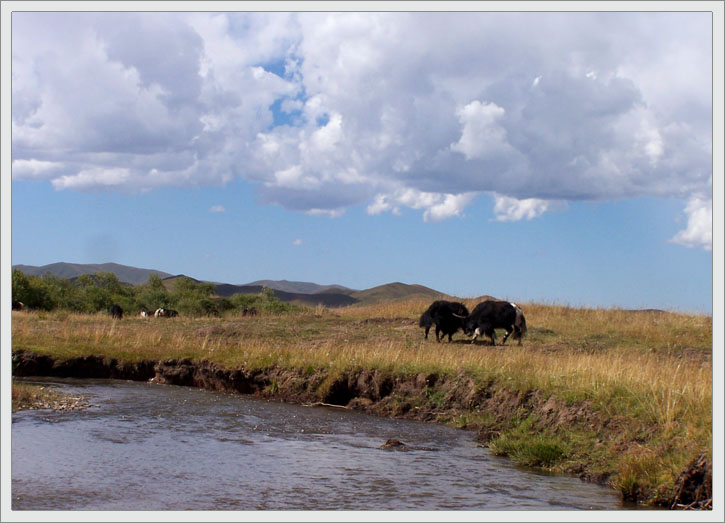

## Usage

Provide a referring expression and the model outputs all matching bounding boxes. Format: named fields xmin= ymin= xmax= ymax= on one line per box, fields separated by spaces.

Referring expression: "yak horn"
xmin=452 ymin=313 xmax=467 ymax=318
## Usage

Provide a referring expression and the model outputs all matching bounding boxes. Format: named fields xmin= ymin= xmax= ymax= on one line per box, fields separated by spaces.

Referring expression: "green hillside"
xmin=350 ymin=282 xmax=445 ymax=304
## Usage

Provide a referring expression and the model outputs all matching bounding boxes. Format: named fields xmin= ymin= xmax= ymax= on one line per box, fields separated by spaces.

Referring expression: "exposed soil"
xmin=670 ymin=453 xmax=713 ymax=510
xmin=11 ymin=349 xmax=711 ymax=509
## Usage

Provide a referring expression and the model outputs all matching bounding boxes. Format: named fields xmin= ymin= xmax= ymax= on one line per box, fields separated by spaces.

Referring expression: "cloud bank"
xmin=11 ymin=12 xmax=713 ymax=249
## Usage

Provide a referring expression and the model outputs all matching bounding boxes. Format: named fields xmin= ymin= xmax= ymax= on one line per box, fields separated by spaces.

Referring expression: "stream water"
xmin=12 ymin=377 xmax=636 ymax=511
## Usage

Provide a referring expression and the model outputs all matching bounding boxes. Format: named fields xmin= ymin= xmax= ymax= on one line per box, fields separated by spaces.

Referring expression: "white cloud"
xmin=305 ymin=208 xmax=344 ymax=218
xmin=10 ymin=12 xmax=712 ymax=247
xmin=310 ymin=112 xmax=343 ymax=152
xmin=209 ymin=205 xmax=226 ymax=213
xmin=424 ymin=193 xmax=476 ymax=222
xmin=51 ymin=167 xmax=131 ymax=190
xmin=450 ymin=100 xmax=511 ymax=160
xmin=12 ymin=159 xmax=62 ymax=180
xmin=367 ymin=188 xmax=475 ymax=222
xmin=492 ymin=194 xmax=566 ymax=222
xmin=292 ymin=238 xmax=303 ymax=246
xmin=367 ymin=194 xmax=398 ymax=216
xmin=670 ymin=196 xmax=712 ymax=251
xmin=271 ymin=165 xmax=321 ymax=190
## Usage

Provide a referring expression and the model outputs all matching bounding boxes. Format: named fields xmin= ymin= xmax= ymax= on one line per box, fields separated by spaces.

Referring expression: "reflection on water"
xmin=12 ymin=378 xmax=633 ymax=510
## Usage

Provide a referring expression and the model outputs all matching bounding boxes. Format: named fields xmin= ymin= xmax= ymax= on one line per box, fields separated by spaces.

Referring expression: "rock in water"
xmin=379 ymin=439 xmax=437 ymax=451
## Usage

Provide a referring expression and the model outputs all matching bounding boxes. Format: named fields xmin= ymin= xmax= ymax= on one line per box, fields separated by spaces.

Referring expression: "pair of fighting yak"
xmin=419 ymin=299 xmax=527 ymax=346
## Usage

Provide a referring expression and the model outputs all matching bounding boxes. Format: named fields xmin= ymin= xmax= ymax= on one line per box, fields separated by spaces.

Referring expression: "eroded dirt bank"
xmin=11 ymin=349 xmax=711 ymax=509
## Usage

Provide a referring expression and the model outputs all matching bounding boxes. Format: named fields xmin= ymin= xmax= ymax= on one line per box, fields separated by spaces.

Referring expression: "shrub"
xmin=13 ymin=271 xmax=305 ymax=317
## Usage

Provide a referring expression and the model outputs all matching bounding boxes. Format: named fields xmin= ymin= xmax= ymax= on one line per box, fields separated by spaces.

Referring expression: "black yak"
xmin=463 ymin=300 xmax=527 ymax=346
xmin=419 ymin=300 xmax=470 ymax=343
xmin=109 ymin=304 xmax=124 ymax=319
xmin=242 ymin=307 xmax=258 ymax=316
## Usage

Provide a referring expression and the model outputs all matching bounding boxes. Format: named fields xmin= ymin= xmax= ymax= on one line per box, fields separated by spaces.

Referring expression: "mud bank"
xmin=11 ymin=349 xmax=711 ymax=509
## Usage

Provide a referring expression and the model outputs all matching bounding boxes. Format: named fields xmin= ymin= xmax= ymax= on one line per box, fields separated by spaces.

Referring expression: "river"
xmin=12 ymin=377 xmax=635 ymax=511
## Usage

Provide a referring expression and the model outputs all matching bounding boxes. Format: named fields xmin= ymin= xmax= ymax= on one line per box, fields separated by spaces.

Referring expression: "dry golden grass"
xmin=11 ymin=301 xmax=712 ymax=503
xmin=11 ymin=302 xmax=711 ymax=423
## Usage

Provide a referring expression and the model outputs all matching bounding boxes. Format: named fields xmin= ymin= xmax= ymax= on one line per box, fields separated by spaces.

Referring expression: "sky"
xmin=3 ymin=6 xmax=721 ymax=314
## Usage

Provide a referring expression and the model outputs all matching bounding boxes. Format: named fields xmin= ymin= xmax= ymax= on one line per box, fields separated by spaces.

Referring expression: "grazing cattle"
xmin=12 ymin=301 xmax=24 ymax=311
xmin=155 ymin=308 xmax=178 ymax=318
xmin=419 ymin=300 xmax=470 ymax=343
xmin=463 ymin=300 xmax=527 ymax=346
xmin=139 ymin=310 xmax=153 ymax=318
xmin=242 ymin=307 xmax=258 ymax=317
xmin=109 ymin=304 xmax=124 ymax=320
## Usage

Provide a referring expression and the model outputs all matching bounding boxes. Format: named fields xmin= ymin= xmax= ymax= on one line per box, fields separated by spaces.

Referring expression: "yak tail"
xmin=514 ymin=307 xmax=528 ymax=337
xmin=419 ymin=311 xmax=433 ymax=328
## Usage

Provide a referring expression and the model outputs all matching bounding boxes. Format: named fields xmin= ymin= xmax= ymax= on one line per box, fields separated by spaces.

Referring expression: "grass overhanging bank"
xmin=11 ymin=299 xmax=712 ymax=509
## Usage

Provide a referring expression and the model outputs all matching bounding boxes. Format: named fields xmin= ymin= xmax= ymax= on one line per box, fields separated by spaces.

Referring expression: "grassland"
xmin=10 ymin=299 xmax=712 ymax=507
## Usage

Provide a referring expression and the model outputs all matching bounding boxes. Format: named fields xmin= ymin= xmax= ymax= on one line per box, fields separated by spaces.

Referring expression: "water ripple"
xmin=12 ymin=378 xmax=635 ymax=511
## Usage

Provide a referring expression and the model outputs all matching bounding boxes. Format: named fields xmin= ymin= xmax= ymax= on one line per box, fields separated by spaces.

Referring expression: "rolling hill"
xmin=349 ymin=282 xmax=446 ymax=304
xmin=13 ymin=262 xmax=448 ymax=307
xmin=12 ymin=262 xmax=173 ymax=286
xmin=161 ymin=276 xmax=358 ymax=308
xmin=245 ymin=279 xmax=357 ymax=295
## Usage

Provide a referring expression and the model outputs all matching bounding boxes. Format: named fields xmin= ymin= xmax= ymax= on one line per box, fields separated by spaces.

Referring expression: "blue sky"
xmin=4 ymin=8 xmax=720 ymax=313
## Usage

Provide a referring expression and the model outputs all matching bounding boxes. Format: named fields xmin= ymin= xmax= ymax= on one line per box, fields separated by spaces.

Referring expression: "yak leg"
xmin=424 ymin=326 xmax=430 ymax=339
xmin=486 ymin=327 xmax=497 ymax=346
xmin=435 ymin=325 xmax=442 ymax=343
xmin=470 ymin=327 xmax=480 ymax=344
xmin=501 ymin=327 xmax=513 ymax=345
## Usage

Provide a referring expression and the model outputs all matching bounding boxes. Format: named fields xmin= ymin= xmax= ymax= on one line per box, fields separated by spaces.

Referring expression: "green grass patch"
xmin=489 ymin=420 xmax=568 ymax=469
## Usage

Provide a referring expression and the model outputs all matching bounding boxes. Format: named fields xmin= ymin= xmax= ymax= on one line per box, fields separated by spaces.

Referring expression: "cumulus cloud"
xmin=670 ymin=196 xmax=712 ymax=251
xmin=292 ymin=238 xmax=303 ymax=246
xmin=10 ymin=11 xmax=712 ymax=248
xmin=209 ymin=205 xmax=226 ymax=213
xmin=492 ymin=194 xmax=566 ymax=222
xmin=424 ymin=193 xmax=477 ymax=222
xmin=51 ymin=167 xmax=131 ymax=190
xmin=11 ymin=159 xmax=63 ymax=180
xmin=450 ymin=101 xmax=512 ymax=160
xmin=367 ymin=189 xmax=475 ymax=222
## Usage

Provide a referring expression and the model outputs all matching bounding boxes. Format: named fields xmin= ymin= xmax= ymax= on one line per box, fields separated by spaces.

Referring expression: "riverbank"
xmin=11 ymin=379 xmax=91 ymax=413
xmin=10 ymin=302 xmax=712 ymax=509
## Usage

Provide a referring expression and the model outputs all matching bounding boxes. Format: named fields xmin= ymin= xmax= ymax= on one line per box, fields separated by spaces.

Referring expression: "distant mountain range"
xmin=245 ymin=279 xmax=356 ymax=295
xmin=13 ymin=262 xmax=446 ymax=307
xmin=12 ymin=262 xmax=173 ymax=286
xmin=161 ymin=275 xmax=363 ymax=307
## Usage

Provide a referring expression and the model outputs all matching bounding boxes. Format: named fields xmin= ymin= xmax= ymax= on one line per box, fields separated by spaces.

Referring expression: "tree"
xmin=136 ymin=274 xmax=172 ymax=311
xmin=172 ymin=276 xmax=215 ymax=298
xmin=95 ymin=272 xmax=125 ymax=295
xmin=171 ymin=276 xmax=216 ymax=315
xmin=12 ymin=271 xmax=58 ymax=311
xmin=12 ymin=269 xmax=31 ymax=304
